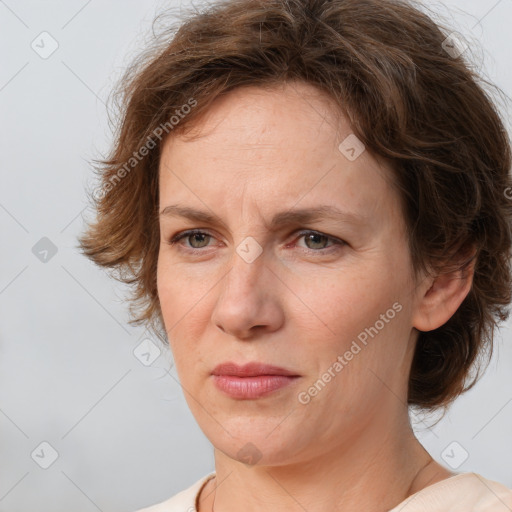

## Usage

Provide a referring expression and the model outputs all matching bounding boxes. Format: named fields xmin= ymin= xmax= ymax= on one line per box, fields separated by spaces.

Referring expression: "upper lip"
xmin=211 ymin=362 xmax=299 ymax=377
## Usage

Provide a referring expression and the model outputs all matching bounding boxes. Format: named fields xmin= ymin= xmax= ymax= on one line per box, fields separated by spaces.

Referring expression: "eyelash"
xmin=167 ymin=229 xmax=346 ymax=254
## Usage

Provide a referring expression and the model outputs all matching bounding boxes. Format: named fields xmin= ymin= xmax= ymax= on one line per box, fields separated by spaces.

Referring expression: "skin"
xmin=156 ymin=81 xmax=474 ymax=512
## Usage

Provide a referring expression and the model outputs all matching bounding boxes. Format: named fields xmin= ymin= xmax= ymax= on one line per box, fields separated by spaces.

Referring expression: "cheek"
xmin=157 ymin=256 xmax=214 ymax=372
xmin=157 ymin=258 xmax=192 ymax=360
xmin=157 ymin=255 xmax=210 ymax=321
xmin=290 ymin=258 xmax=410 ymax=381
xmin=295 ymin=285 xmax=408 ymax=418
xmin=293 ymin=264 xmax=397 ymax=335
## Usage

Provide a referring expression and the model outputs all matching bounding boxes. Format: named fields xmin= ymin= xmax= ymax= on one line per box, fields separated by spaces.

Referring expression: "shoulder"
xmin=390 ymin=472 xmax=512 ymax=512
xmin=468 ymin=474 xmax=512 ymax=511
xmin=133 ymin=472 xmax=216 ymax=512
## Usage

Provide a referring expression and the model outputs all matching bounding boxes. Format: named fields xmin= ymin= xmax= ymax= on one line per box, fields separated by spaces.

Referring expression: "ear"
xmin=412 ymin=255 xmax=476 ymax=333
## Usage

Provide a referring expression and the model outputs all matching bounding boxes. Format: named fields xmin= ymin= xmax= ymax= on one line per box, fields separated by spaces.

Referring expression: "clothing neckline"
xmin=192 ymin=471 xmax=473 ymax=512
xmin=194 ymin=472 xmax=216 ymax=511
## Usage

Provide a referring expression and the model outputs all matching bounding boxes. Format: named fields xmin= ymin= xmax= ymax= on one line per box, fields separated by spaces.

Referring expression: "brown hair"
xmin=79 ymin=0 xmax=512 ymax=410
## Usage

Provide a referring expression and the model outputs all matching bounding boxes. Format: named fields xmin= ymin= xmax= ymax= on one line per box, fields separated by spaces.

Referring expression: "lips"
xmin=211 ymin=362 xmax=299 ymax=377
xmin=211 ymin=362 xmax=300 ymax=399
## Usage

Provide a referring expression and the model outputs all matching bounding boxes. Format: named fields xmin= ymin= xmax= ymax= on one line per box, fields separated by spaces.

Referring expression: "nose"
xmin=210 ymin=250 xmax=285 ymax=340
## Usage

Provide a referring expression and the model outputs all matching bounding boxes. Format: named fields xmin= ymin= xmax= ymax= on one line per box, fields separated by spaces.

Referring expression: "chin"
xmin=201 ymin=415 xmax=311 ymax=467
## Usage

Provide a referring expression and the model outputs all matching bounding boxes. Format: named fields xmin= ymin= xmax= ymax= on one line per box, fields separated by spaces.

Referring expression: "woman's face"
xmin=157 ymin=81 xmax=423 ymax=466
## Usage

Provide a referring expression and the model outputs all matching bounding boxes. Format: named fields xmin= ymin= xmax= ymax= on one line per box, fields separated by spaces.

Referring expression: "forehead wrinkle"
xmin=238 ymin=181 xmax=265 ymax=233
xmin=239 ymin=180 xmax=247 ymax=222
xmin=228 ymin=179 xmax=279 ymax=235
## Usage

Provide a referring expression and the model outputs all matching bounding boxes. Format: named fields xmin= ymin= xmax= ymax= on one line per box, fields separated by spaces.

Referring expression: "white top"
xmin=134 ymin=472 xmax=512 ymax=512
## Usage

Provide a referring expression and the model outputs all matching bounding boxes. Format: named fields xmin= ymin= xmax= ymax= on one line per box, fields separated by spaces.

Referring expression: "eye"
xmin=168 ymin=229 xmax=215 ymax=249
xmin=167 ymin=229 xmax=346 ymax=253
xmin=294 ymin=230 xmax=346 ymax=252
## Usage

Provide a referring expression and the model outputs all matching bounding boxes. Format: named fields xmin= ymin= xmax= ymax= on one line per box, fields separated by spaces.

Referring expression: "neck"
xmin=198 ymin=409 xmax=453 ymax=512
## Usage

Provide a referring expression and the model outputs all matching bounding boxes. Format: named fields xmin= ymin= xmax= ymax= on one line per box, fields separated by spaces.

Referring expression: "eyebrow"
xmin=159 ymin=204 xmax=368 ymax=230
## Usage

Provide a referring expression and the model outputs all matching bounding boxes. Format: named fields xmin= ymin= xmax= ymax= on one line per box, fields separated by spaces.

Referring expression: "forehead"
xmin=158 ymin=82 xmax=401 ymax=229
xmin=166 ymin=81 xmax=345 ymax=156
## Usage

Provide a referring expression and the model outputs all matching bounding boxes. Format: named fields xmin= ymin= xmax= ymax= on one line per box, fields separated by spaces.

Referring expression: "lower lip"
xmin=212 ymin=375 xmax=299 ymax=399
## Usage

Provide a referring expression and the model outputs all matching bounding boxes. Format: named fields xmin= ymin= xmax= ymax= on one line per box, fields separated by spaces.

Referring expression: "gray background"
xmin=0 ymin=1 xmax=511 ymax=511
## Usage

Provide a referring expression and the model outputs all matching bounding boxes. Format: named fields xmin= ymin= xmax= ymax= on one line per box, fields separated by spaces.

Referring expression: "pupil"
xmin=191 ymin=233 xmax=208 ymax=248
xmin=307 ymin=233 xmax=325 ymax=249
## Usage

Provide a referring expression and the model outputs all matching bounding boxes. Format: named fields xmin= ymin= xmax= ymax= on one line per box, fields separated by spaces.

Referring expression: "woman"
xmin=79 ymin=0 xmax=512 ymax=510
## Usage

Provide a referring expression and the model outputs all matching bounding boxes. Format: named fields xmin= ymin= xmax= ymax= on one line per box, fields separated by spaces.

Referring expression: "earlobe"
xmin=412 ymin=259 xmax=475 ymax=333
